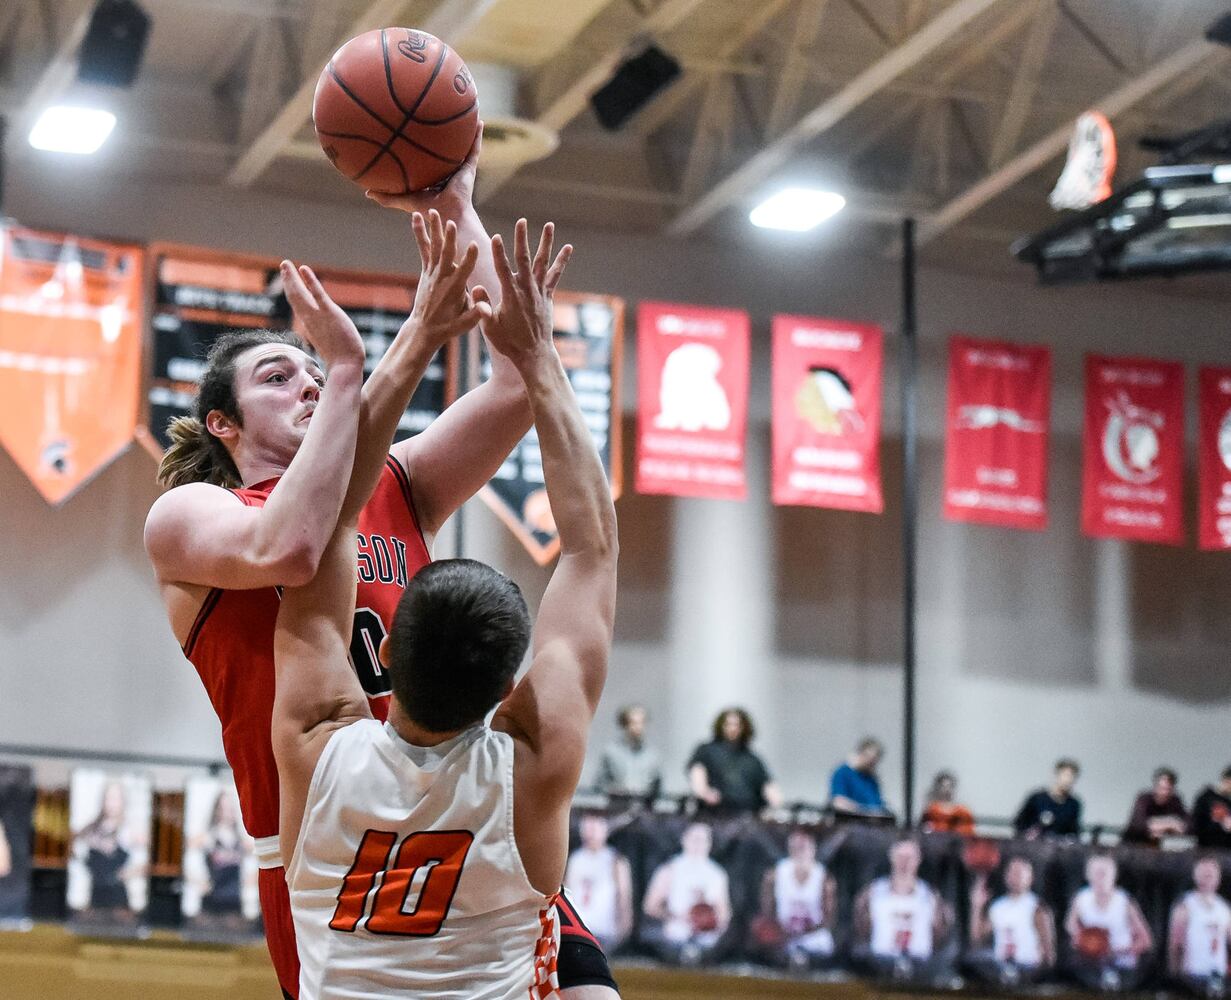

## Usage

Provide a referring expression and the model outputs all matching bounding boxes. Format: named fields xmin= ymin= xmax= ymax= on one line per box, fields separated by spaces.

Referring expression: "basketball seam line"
xmin=412 ymin=100 xmax=477 ymax=126
xmin=343 ymin=43 xmax=449 ymax=190
xmin=379 ymin=30 xmax=411 ymax=117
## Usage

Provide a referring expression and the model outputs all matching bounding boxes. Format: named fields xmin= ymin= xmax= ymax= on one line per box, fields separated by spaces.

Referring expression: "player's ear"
xmin=205 ymin=409 xmax=238 ymax=443
xmin=378 ymin=635 xmax=391 ymax=666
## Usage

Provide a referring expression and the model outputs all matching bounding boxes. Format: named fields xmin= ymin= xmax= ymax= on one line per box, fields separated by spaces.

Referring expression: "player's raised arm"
xmin=487 ymin=219 xmax=617 ymax=803
xmin=145 ymin=264 xmax=368 ymax=591
xmin=338 ymin=208 xmax=490 ymax=525
xmin=369 ymin=127 xmax=536 ymax=538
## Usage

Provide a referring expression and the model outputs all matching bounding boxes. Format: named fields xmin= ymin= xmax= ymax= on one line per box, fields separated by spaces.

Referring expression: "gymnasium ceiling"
xmin=3 ymin=0 xmax=1231 ymax=281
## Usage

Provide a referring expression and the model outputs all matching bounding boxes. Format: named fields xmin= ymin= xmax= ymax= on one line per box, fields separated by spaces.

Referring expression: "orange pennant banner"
xmin=0 ymin=226 xmax=145 ymax=504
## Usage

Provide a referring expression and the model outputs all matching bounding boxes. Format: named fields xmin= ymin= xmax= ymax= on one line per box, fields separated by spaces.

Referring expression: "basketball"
xmin=312 ymin=27 xmax=479 ymax=195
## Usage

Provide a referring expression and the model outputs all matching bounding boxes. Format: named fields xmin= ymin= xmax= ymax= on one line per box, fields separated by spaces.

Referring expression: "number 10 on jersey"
xmin=330 ymin=829 xmax=475 ymax=936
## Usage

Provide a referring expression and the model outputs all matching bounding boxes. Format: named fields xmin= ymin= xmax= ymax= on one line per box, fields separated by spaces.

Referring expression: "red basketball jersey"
xmin=183 ymin=456 xmax=431 ymax=840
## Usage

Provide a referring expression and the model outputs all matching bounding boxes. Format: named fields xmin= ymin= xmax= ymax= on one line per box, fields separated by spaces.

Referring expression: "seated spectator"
xmin=688 ymin=708 xmax=782 ymax=813
xmin=968 ymin=856 xmax=1056 ymax=985
xmin=564 ymin=813 xmax=633 ymax=955
xmin=1168 ymin=856 xmax=1231 ymax=996
xmin=1122 ymin=767 xmax=1190 ymax=846
xmin=921 ymin=771 xmax=975 ymax=836
xmin=856 ymin=837 xmax=950 ymax=970
xmin=1013 ymin=758 xmax=1082 ymax=839
xmin=1064 ymin=854 xmax=1153 ymax=991
xmin=596 ymin=704 xmax=662 ymax=801
xmin=642 ymin=822 xmax=732 ymax=964
xmin=830 ymin=737 xmax=892 ymax=818
xmin=1192 ymin=766 xmax=1231 ymax=850
xmin=750 ymin=828 xmax=837 ymax=968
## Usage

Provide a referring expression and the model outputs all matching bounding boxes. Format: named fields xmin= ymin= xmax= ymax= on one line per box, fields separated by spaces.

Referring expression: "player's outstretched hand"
xmin=473 ymin=218 xmax=572 ymax=367
xmin=402 ymin=208 xmax=491 ymax=353
xmin=364 ymin=121 xmax=483 ymax=216
xmin=281 ymin=261 xmax=366 ymax=370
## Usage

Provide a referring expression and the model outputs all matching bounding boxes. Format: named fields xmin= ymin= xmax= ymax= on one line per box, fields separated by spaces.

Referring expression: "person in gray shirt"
xmin=597 ymin=705 xmax=662 ymax=800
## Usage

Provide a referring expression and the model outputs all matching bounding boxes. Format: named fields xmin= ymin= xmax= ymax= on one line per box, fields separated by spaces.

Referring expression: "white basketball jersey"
xmin=287 ymin=720 xmax=558 ymax=1000
xmin=565 ymin=847 xmax=620 ymax=941
xmin=662 ymin=855 xmax=728 ymax=944
xmin=1182 ymin=892 xmax=1231 ymax=977
xmin=989 ymin=892 xmax=1042 ymax=966
xmin=1073 ymin=887 xmax=1133 ymax=954
xmin=868 ymin=878 xmax=936 ymax=959
xmin=774 ymin=859 xmax=826 ymax=934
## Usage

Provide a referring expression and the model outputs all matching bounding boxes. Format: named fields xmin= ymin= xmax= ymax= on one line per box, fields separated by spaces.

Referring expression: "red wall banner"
xmin=0 ymin=225 xmax=144 ymax=505
xmin=1198 ymin=366 xmax=1231 ymax=551
xmin=771 ymin=315 xmax=883 ymax=512
xmin=1081 ymin=354 xmax=1184 ymax=544
xmin=943 ymin=336 xmax=1051 ymax=530
xmin=636 ymin=302 xmax=749 ymax=500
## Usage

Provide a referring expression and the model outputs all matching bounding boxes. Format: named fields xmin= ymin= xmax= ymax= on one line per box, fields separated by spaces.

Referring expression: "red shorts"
xmin=257 ymin=866 xmax=300 ymax=999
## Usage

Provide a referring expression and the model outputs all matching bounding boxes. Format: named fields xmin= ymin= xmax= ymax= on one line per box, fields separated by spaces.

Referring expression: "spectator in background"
xmin=1122 ymin=767 xmax=1190 ymax=846
xmin=688 ymin=708 xmax=782 ymax=814
xmin=750 ymin=828 xmax=837 ymax=968
xmin=1192 ymin=766 xmax=1231 ymax=850
xmin=830 ymin=737 xmax=892 ymax=818
xmin=921 ymin=771 xmax=975 ymax=836
xmin=1168 ymin=855 xmax=1231 ymax=996
xmin=1013 ymin=759 xmax=1082 ymax=839
xmin=596 ymin=704 xmax=662 ymax=801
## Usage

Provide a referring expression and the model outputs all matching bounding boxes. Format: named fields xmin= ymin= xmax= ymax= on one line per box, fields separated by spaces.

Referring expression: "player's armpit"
xmin=145 ymin=482 xmax=320 ymax=590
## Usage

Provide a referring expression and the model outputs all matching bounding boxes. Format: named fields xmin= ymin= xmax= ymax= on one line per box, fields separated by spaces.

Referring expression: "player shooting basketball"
xmin=270 ymin=220 xmax=617 ymax=999
xmin=145 ymin=135 xmax=621 ymax=998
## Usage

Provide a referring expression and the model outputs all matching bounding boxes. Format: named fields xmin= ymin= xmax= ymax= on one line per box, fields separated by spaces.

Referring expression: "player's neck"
xmin=386 ymin=701 xmax=469 ymax=747
xmin=231 ymin=439 xmax=293 ymax=487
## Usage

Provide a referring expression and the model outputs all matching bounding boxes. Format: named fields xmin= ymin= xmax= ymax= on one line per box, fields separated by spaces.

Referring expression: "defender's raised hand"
xmin=281 ymin=262 xmax=366 ymax=370
xmin=473 ymin=218 xmax=572 ymax=366
xmin=402 ymin=208 xmax=491 ymax=353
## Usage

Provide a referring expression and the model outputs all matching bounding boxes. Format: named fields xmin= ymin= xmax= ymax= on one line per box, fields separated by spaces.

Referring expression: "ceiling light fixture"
xmin=28 ymin=106 xmax=116 ymax=154
xmin=750 ymin=187 xmax=846 ymax=231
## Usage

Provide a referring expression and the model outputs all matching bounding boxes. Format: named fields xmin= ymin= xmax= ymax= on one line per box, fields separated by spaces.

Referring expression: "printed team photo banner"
xmin=0 ymin=225 xmax=144 ymax=504
xmin=1081 ymin=354 xmax=1184 ymax=545
xmin=771 ymin=315 xmax=883 ymax=512
xmin=477 ymin=291 xmax=624 ymax=566
xmin=636 ymin=302 xmax=750 ymax=501
xmin=1198 ymin=366 xmax=1231 ymax=551
xmin=139 ymin=244 xmax=453 ymax=460
xmin=943 ymin=336 xmax=1052 ymax=531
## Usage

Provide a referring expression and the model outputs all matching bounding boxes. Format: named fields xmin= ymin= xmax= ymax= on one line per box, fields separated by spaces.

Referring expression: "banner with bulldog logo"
xmin=636 ymin=302 xmax=749 ymax=501
xmin=1198 ymin=366 xmax=1231 ymax=551
xmin=1081 ymin=355 xmax=1184 ymax=544
xmin=0 ymin=225 xmax=144 ymax=504
xmin=943 ymin=336 xmax=1051 ymax=530
xmin=771 ymin=315 xmax=883 ymax=512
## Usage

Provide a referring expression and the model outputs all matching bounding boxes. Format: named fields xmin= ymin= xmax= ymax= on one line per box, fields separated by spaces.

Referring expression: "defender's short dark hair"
xmin=1055 ymin=758 xmax=1080 ymax=775
xmin=387 ymin=559 xmax=531 ymax=733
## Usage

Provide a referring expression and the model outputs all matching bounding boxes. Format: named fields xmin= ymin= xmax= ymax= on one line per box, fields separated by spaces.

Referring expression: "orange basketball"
xmin=312 ymin=28 xmax=479 ymax=195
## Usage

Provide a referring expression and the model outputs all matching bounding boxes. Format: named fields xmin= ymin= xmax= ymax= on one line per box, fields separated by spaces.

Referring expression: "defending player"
xmin=145 ymin=136 xmax=620 ymax=997
xmin=271 ymin=221 xmax=618 ymax=998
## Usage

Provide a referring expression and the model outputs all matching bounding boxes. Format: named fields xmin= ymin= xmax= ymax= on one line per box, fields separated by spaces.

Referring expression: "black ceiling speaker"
xmin=590 ymin=44 xmax=682 ymax=131
xmin=77 ymin=0 xmax=151 ymax=87
xmin=1205 ymin=12 xmax=1231 ymax=46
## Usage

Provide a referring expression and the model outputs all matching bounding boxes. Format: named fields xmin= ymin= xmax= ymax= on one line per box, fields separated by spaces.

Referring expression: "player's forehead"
xmin=237 ymin=342 xmax=319 ymax=376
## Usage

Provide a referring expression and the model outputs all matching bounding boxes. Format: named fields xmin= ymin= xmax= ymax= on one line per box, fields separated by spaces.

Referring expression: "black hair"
xmin=712 ymin=707 xmax=755 ymax=748
xmin=387 ymin=559 xmax=531 ymax=733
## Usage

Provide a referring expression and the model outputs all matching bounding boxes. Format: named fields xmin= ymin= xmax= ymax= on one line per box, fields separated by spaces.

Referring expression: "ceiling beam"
xmin=475 ymin=0 xmax=709 ymax=202
xmin=987 ymin=0 xmax=1058 ymax=167
xmin=679 ymin=77 xmax=735 ymax=204
xmin=630 ymin=0 xmax=794 ymax=139
xmin=226 ymin=0 xmax=499 ymax=188
xmin=16 ymin=2 xmax=93 ymax=122
xmin=765 ymin=0 xmax=830 ymax=140
xmin=914 ymin=38 xmax=1220 ymax=247
xmin=666 ymin=0 xmax=1010 ymax=236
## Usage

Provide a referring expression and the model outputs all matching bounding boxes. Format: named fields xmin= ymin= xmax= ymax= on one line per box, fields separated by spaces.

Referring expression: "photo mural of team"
xmin=144 ymin=134 xmax=620 ymax=999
